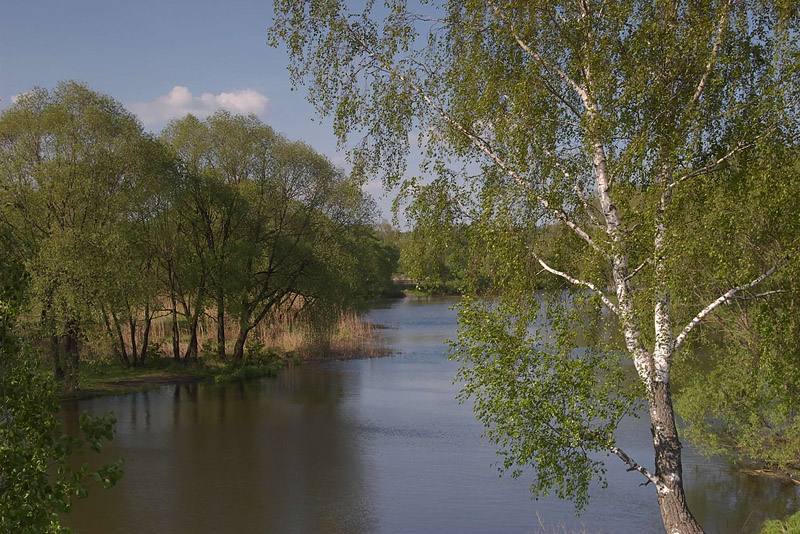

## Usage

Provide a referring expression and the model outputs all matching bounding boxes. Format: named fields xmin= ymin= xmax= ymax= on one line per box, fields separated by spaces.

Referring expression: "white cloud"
xmin=129 ymin=86 xmax=269 ymax=129
xmin=10 ymin=93 xmax=28 ymax=104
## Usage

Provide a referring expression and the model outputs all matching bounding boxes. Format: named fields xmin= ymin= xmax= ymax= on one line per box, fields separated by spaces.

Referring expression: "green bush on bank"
xmin=213 ymin=354 xmax=287 ymax=383
xmin=760 ymin=510 xmax=800 ymax=534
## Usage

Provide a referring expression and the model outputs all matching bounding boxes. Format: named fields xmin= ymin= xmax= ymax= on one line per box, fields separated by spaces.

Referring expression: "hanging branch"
xmin=338 ymin=16 xmax=605 ymax=257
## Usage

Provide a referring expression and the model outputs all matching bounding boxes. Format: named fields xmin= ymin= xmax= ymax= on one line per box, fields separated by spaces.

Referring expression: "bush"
xmin=760 ymin=510 xmax=800 ymax=534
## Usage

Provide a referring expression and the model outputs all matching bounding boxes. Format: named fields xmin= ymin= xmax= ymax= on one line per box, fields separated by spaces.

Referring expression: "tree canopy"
xmin=0 ymin=81 xmax=168 ymax=391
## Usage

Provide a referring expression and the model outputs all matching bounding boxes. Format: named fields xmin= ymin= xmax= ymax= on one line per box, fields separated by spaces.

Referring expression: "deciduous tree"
xmin=0 ymin=81 xmax=168 ymax=391
xmin=0 ymin=301 xmax=122 ymax=533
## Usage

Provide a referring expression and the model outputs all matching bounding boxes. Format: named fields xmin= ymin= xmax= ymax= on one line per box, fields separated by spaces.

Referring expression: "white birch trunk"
xmin=592 ymin=133 xmax=704 ymax=533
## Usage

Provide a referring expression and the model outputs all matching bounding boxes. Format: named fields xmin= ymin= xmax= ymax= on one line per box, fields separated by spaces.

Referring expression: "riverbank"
xmin=55 ymin=304 xmax=397 ymax=399
xmin=65 ymin=354 xmax=288 ymax=399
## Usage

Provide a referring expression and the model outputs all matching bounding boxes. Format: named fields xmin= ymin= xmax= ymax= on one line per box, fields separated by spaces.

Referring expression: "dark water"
xmin=62 ymin=297 xmax=799 ymax=533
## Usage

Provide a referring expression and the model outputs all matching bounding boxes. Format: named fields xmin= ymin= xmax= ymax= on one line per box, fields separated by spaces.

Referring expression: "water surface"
xmin=63 ymin=297 xmax=799 ymax=533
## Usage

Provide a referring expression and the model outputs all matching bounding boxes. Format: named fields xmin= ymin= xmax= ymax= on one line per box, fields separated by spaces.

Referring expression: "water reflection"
xmin=63 ymin=373 xmax=375 ymax=534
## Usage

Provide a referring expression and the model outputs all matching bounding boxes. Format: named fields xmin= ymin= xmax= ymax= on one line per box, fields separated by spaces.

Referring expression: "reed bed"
xmin=95 ymin=305 xmax=390 ymax=363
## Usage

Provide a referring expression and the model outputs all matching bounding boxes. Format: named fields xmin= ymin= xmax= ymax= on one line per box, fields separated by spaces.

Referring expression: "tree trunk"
xmin=232 ymin=327 xmax=249 ymax=361
xmin=128 ymin=315 xmax=138 ymax=366
xmin=138 ymin=304 xmax=152 ymax=367
xmin=651 ymin=380 xmax=704 ymax=534
xmin=169 ymin=269 xmax=181 ymax=361
xmin=184 ymin=316 xmax=199 ymax=360
xmin=217 ymin=290 xmax=226 ymax=359
xmin=106 ymin=309 xmax=131 ymax=368
xmin=50 ymin=333 xmax=65 ymax=378
xmin=41 ymin=308 xmax=65 ymax=378
xmin=232 ymin=310 xmax=252 ymax=361
xmin=171 ymin=305 xmax=181 ymax=361
xmin=183 ymin=296 xmax=202 ymax=361
xmin=592 ymin=131 xmax=704 ymax=532
xmin=181 ymin=280 xmax=204 ymax=361
xmin=61 ymin=320 xmax=80 ymax=396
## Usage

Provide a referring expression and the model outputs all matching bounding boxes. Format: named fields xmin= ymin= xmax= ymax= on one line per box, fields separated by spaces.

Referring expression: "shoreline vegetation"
xmin=61 ymin=300 xmax=400 ymax=400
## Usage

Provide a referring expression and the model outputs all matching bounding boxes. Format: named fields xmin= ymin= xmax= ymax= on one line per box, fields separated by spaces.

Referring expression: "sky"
xmin=0 ymin=0 xmax=401 ymax=222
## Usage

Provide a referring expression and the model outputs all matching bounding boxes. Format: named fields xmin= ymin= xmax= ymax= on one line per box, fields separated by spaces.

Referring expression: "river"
xmin=62 ymin=296 xmax=799 ymax=533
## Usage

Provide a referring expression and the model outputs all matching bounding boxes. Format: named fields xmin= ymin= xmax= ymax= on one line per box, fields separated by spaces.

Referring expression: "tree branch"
xmin=624 ymin=258 xmax=651 ymax=282
xmin=670 ymin=139 xmax=756 ymax=188
xmin=486 ymin=0 xmax=592 ymax=111
xmin=674 ymin=256 xmax=788 ymax=352
xmin=531 ymin=252 xmax=619 ymax=315
xmin=732 ymin=289 xmax=789 ymax=300
xmin=609 ymin=445 xmax=668 ymax=494
xmin=339 ymin=17 xmax=605 ymax=256
xmin=688 ymin=0 xmax=731 ymax=110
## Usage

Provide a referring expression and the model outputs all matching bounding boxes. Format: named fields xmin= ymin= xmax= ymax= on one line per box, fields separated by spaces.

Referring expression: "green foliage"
xmin=213 ymin=352 xmax=286 ymax=383
xmin=759 ymin=510 xmax=800 ymax=534
xmin=454 ymin=292 xmax=636 ymax=509
xmin=162 ymin=111 xmax=388 ymax=359
xmin=0 ymin=82 xmax=390 ymax=375
xmin=0 ymin=303 xmax=123 ymax=533
xmin=0 ymin=81 xmax=170 ymax=382
xmin=672 ymin=147 xmax=800 ymax=470
xmin=355 ymin=229 xmax=402 ymax=299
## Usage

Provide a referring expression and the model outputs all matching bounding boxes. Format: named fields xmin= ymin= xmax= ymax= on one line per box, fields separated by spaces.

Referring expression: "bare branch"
xmin=624 ymin=258 xmax=651 ymax=282
xmin=674 ymin=256 xmax=788 ymax=352
xmin=609 ymin=445 xmax=667 ymax=493
xmin=532 ymin=251 xmax=619 ymax=315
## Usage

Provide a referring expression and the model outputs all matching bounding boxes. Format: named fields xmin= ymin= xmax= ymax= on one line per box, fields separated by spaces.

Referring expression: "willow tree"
xmin=0 ymin=81 xmax=166 ymax=391
xmin=161 ymin=112 xmax=278 ymax=360
xmin=270 ymin=1 xmax=799 ymax=532
xmin=163 ymin=111 xmax=378 ymax=361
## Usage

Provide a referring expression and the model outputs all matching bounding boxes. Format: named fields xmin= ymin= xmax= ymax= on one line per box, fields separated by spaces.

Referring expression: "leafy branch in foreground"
xmin=0 ymin=302 xmax=123 ymax=533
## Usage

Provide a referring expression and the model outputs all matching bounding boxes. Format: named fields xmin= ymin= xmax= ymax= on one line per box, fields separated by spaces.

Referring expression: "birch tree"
xmin=270 ymin=1 xmax=800 ymax=532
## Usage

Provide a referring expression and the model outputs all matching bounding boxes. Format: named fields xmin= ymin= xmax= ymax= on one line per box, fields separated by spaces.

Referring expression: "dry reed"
xmin=96 ymin=304 xmax=389 ymax=362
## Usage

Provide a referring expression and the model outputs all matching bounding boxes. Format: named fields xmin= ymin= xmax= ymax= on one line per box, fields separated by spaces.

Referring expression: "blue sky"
xmin=0 ymin=0 xmax=399 ymax=220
